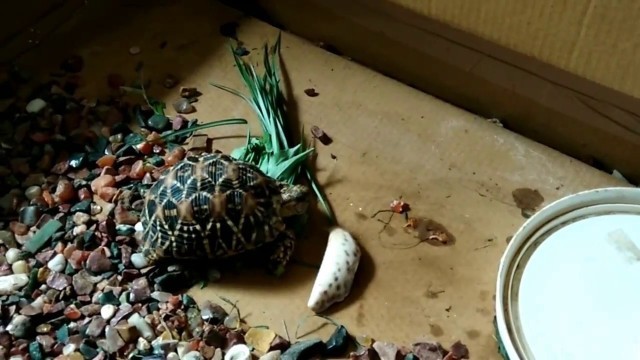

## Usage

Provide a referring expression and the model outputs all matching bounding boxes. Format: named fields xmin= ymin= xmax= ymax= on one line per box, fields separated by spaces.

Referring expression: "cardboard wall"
xmin=391 ymin=0 xmax=640 ymax=99
xmin=0 ymin=0 xmax=86 ymax=65
xmin=225 ymin=0 xmax=640 ymax=184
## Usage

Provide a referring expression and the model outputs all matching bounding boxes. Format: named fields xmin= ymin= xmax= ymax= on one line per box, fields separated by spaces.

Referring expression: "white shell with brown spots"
xmin=307 ymin=227 xmax=361 ymax=313
xmin=139 ymin=152 xmax=286 ymax=260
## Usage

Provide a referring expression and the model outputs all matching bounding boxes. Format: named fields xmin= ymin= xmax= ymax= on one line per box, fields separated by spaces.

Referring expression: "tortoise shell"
xmin=139 ymin=152 xmax=287 ymax=260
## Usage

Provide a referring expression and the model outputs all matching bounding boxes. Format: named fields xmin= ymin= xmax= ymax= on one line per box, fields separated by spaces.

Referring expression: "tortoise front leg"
xmin=266 ymin=229 xmax=296 ymax=277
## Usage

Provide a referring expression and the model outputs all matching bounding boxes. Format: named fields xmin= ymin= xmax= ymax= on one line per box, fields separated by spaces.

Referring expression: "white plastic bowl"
xmin=495 ymin=186 xmax=640 ymax=359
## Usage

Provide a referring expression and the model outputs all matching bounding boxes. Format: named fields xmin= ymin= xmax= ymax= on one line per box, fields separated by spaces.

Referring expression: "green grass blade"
xmin=160 ymin=118 xmax=248 ymax=141
xmin=208 ymin=82 xmax=251 ymax=103
xmin=270 ymin=148 xmax=315 ymax=180
xmin=211 ymin=33 xmax=336 ymax=226
xmin=305 ymin=166 xmax=336 ymax=225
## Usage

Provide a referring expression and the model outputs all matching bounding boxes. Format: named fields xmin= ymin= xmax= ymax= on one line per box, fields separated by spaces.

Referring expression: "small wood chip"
xmin=304 ymin=88 xmax=319 ymax=97
xmin=310 ymin=125 xmax=332 ymax=145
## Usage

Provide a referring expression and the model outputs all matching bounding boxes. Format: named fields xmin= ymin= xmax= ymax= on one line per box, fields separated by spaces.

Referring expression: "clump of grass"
xmin=210 ymin=33 xmax=336 ymax=225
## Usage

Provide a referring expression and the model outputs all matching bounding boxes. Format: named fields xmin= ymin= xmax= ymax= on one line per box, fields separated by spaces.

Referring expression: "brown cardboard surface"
xmin=386 ymin=0 xmax=640 ymax=100
xmin=5 ymin=0 xmax=639 ymax=98
xmin=10 ymin=0 xmax=631 ymax=358
xmin=240 ymin=0 xmax=640 ymax=185
xmin=0 ymin=0 xmax=86 ymax=64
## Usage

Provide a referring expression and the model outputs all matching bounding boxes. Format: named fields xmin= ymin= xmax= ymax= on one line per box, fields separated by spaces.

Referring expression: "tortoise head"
xmin=278 ymin=183 xmax=311 ymax=217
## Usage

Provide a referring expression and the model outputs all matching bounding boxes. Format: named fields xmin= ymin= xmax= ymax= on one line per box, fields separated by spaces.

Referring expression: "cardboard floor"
xmin=12 ymin=1 xmax=631 ymax=358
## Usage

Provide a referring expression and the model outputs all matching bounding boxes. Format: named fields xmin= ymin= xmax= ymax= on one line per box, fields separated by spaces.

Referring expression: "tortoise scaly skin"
xmin=134 ymin=152 xmax=310 ymax=276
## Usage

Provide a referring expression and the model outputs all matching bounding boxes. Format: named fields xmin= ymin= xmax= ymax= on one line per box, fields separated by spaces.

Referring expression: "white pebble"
xmin=127 ymin=313 xmax=156 ymax=341
xmin=5 ymin=248 xmax=21 ymax=264
xmin=47 ymin=254 xmax=66 ymax=273
xmin=101 ymin=304 xmax=117 ymax=320
xmin=224 ymin=344 xmax=251 ymax=360
xmin=30 ymin=296 xmax=45 ymax=312
xmin=167 ymin=353 xmax=179 ymax=360
xmin=73 ymin=212 xmax=90 ymax=225
xmin=177 ymin=342 xmax=190 ymax=359
xmin=0 ymin=274 xmax=29 ymax=295
xmin=73 ymin=224 xmax=87 ymax=236
xmin=223 ymin=314 xmax=239 ymax=328
xmin=11 ymin=260 xmax=29 ymax=274
xmin=130 ymin=253 xmax=148 ymax=269
xmin=62 ymin=344 xmax=77 ymax=355
xmin=151 ymin=291 xmax=172 ymax=302
xmin=129 ymin=46 xmax=141 ymax=55
xmin=183 ymin=351 xmax=204 ymax=360
xmin=214 ymin=349 xmax=223 ymax=360
xmin=67 ymin=322 xmax=79 ymax=333
xmin=136 ymin=337 xmax=151 ymax=351
xmin=24 ymin=186 xmax=42 ymax=200
xmin=26 ymin=98 xmax=47 ymax=113
xmin=7 ymin=314 xmax=30 ymax=337
xmin=134 ymin=221 xmax=144 ymax=232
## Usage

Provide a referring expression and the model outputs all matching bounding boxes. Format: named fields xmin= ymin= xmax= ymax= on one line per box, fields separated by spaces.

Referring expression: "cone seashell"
xmin=307 ymin=227 xmax=361 ymax=313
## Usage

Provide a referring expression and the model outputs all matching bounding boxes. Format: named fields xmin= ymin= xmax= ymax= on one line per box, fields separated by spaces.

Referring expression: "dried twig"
xmin=473 ymin=243 xmax=494 ymax=251
xmin=218 ymin=295 xmax=241 ymax=325
xmin=282 ymin=320 xmax=291 ymax=342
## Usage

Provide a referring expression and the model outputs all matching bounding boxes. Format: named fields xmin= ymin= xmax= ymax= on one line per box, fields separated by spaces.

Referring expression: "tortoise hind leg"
xmin=265 ymin=229 xmax=296 ymax=277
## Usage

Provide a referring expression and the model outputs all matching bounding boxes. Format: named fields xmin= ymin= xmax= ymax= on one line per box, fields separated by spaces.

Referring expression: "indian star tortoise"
xmin=130 ymin=152 xmax=310 ymax=276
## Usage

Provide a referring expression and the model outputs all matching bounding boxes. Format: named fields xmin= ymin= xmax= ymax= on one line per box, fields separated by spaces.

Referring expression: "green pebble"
xmin=92 ymin=136 xmax=109 ymax=154
xmin=56 ymin=324 xmax=69 ymax=343
xmin=70 ymin=200 xmax=92 ymax=213
xmin=116 ymin=224 xmax=135 ymax=236
xmin=148 ymin=302 xmax=159 ymax=313
xmin=18 ymin=205 xmax=42 ymax=227
xmin=99 ymin=291 xmax=120 ymax=306
xmin=281 ymin=339 xmax=326 ymax=360
xmin=83 ymin=230 xmax=96 ymax=244
xmin=80 ymin=342 xmax=99 ymax=359
xmin=64 ymin=263 xmax=76 ymax=276
xmin=119 ymin=291 xmax=130 ymax=305
xmin=24 ymin=219 xmax=62 ymax=253
xmin=109 ymin=242 xmax=121 ymax=259
xmin=68 ymin=152 xmax=87 ymax=169
xmin=124 ymin=133 xmax=144 ymax=146
xmin=74 ymin=236 xmax=85 ymax=250
xmin=147 ymin=114 xmax=169 ymax=131
xmin=78 ymin=322 xmax=89 ymax=337
xmin=324 ymin=325 xmax=349 ymax=357
xmin=181 ymin=294 xmax=196 ymax=307
xmin=29 ymin=341 xmax=43 ymax=360
xmin=6 ymin=295 xmax=20 ymax=305
xmin=25 ymin=268 xmax=39 ymax=295
xmin=148 ymin=156 xmax=165 ymax=167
